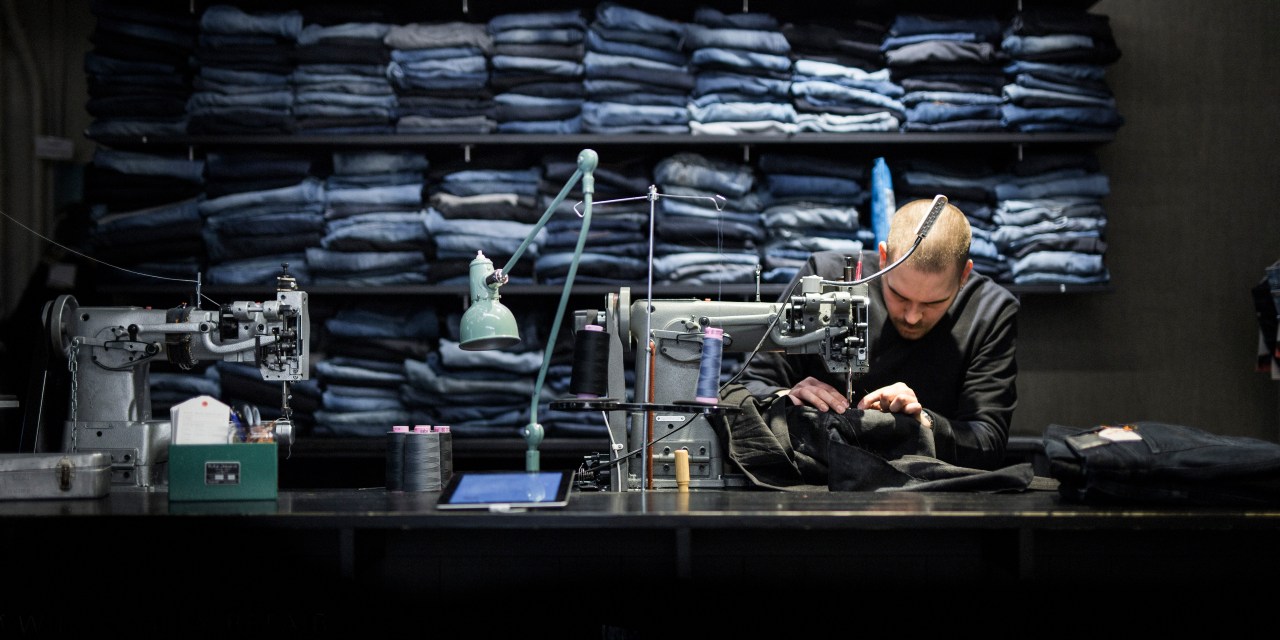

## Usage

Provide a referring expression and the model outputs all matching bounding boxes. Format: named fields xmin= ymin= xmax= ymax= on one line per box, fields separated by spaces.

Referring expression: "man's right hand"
xmin=786 ymin=376 xmax=851 ymax=414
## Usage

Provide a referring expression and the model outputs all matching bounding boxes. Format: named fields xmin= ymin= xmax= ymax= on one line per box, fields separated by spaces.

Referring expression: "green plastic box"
xmin=168 ymin=443 xmax=278 ymax=502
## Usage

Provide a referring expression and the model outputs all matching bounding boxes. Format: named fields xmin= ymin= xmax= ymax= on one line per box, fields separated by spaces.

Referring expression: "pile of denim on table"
xmin=685 ymin=7 xmax=798 ymax=135
xmin=384 ymin=20 xmax=496 ymax=134
xmin=652 ymin=152 xmax=763 ymax=285
xmin=886 ymin=13 xmax=1009 ymax=133
xmin=188 ymin=4 xmax=301 ymax=134
xmin=581 ymin=2 xmax=692 ymax=134
xmin=486 ymin=9 xmax=587 ymax=134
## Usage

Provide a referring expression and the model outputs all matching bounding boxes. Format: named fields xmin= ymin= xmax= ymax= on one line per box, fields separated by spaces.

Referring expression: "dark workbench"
xmin=1 ymin=487 xmax=1274 ymax=635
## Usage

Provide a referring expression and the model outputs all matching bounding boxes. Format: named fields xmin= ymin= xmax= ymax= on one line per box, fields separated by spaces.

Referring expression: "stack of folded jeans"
xmin=1000 ymin=7 xmax=1124 ymax=133
xmin=994 ymin=151 xmax=1111 ymax=285
xmin=487 ymin=10 xmax=587 ymax=134
xmin=310 ymin=151 xmax=431 ymax=285
xmin=781 ymin=10 xmax=897 ymax=131
xmin=199 ymin=176 xmax=325 ymax=286
xmin=756 ymin=151 xmax=867 ymax=283
xmin=534 ymin=154 xmax=654 ymax=285
xmin=83 ymin=148 xmax=206 ymax=283
xmin=384 ymin=21 xmax=496 ymax=134
xmin=403 ymin=310 xmax=549 ymax=438
xmin=885 ymin=13 xmax=1010 ymax=132
xmin=84 ymin=0 xmax=195 ymax=139
xmin=894 ymin=153 xmax=1010 ymax=281
xmin=292 ymin=21 xmax=396 ymax=135
xmin=204 ymin=148 xmax=315 ymax=198
xmin=652 ymin=152 xmax=763 ymax=285
xmin=311 ymin=303 xmax=439 ymax=437
xmin=581 ymin=2 xmax=692 ymax=134
xmin=424 ymin=160 xmax=546 ymax=284
xmin=787 ymin=58 xmax=904 ymax=132
xmin=217 ymin=361 xmax=322 ymax=435
xmin=685 ymin=7 xmax=797 ymax=135
xmin=189 ymin=4 xmax=302 ymax=135
xmin=781 ymin=17 xmax=889 ymax=73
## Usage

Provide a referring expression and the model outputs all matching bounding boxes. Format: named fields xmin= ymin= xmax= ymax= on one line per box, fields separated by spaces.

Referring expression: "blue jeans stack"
xmin=781 ymin=11 xmax=900 ymax=133
xmin=188 ymin=4 xmax=302 ymax=134
xmin=401 ymin=312 xmax=549 ymax=438
xmin=994 ymin=151 xmax=1111 ymax=285
xmin=309 ymin=151 xmax=432 ymax=286
xmin=424 ymin=161 xmax=547 ymax=284
xmin=84 ymin=1 xmax=194 ymax=139
xmin=384 ymin=21 xmax=496 ymax=134
xmin=292 ymin=21 xmax=396 ymax=135
xmin=652 ymin=152 xmax=763 ymax=285
xmin=756 ymin=152 xmax=868 ymax=283
xmin=534 ymin=154 xmax=653 ymax=285
xmin=487 ymin=10 xmax=587 ymax=134
xmin=199 ymin=176 xmax=325 ymax=286
xmin=685 ymin=7 xmax=797 ymax=135
xmin=310 ymin=303 xmax=440 ymax=437
xmin=1000 ymin=8 xmax=1125 ymax=133
xmin=83 ymin=148 xmax=207 ymax=285
xmin=885 ymin=14 xmax=1010 ymax=132
xmin=581 ymin=2 xmax=692 ymax=134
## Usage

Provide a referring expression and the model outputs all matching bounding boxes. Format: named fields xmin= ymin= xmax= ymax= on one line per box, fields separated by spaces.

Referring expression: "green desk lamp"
xmin=459 ymin=148 xmax=597 ymax=472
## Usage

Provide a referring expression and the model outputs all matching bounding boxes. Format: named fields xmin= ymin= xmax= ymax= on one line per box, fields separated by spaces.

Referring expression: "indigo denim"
xmin=199 ymin=4 xmax=302 ymax=39
xmin=684 ymin=25 xmax=791 ymax=55
xmin=654 ymin=153 xmax=756 ymax=198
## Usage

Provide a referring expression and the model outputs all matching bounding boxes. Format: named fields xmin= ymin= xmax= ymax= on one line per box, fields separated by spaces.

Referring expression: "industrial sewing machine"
xmin=571 ymin=256 xmax=871 ymax=492
xmin=569 ymin=195 xmax=950 ymax=492
xmin=38 ymin=266 xmax=309 ymax=489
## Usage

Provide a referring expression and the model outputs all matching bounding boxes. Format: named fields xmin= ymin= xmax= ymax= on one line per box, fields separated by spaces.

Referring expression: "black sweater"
xmin=738 ymin=250 xmax=1020 ymax=470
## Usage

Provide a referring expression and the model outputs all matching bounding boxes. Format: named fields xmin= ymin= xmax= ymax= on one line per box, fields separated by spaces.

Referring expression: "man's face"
xmin=879 ymin=261 xmax=969 ymax=341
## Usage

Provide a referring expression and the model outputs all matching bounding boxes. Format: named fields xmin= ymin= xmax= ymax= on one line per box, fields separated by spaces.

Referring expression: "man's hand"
xmin=857 ymin=382 xmax=932 ymax=428
xmin=785 ymin=377 xmax=851 ymax=414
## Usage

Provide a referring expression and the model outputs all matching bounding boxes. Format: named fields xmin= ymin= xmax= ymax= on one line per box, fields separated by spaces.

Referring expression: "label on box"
xmin=205 ymin=461 xmax=241 ymax=485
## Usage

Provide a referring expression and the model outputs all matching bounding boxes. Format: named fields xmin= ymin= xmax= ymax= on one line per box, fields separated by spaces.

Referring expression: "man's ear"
xmin=960 ymin=259 xmax=974 ymax=285
xmin=878 ymin=242 xmax=888 ymax=269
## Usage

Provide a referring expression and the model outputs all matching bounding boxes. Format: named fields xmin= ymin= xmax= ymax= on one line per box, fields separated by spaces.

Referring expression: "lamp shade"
xmin=460 ymin=250 xmax=521 ymax=350
xmin=459 ymin=297 xmax=520 ymax=350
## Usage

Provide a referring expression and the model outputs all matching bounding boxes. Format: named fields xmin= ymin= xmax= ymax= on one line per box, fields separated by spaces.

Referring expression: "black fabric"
xmin=713 ymin=383 xmax=1034 ymax=493
xmin=1044 ymin=421 xmax=1280 ymax=506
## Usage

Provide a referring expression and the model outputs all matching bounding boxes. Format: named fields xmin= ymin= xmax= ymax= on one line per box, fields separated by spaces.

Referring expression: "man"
xmin=738 ymin=198 xmax=1019 ymax=470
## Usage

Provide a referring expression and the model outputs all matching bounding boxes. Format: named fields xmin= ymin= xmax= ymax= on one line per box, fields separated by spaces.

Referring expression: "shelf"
xmin=90 ymin=132 xmax=1115 ymax=149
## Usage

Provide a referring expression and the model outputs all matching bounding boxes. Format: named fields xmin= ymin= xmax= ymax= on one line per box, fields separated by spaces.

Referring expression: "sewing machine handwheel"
xmin=43 ymin=294 xmax=79 ymax=356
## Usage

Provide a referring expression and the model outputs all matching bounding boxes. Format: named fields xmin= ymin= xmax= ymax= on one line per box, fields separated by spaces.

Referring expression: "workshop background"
xmin=0 ymin=0 xmax=1276 ymax=455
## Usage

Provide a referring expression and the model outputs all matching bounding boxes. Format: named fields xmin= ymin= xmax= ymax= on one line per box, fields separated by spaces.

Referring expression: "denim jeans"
xmin=585 ymin=30 xmax=686 ymax=66
xmin=92 ymin=148 xmax=205 ymax=182
xmin=888 ymin=14 xmax=1003 ymax=39
xmin=994 ymin=174 xmax=1110 ymax=200
xmin=198 ymin=178 xmax=324 ymax=217
xmin=321 ymin=214 xmax=431 ymax=252
xmin=491 ymin=28 xmax=585 ymax=46
xmin=1004 ymin=59 xmax=1107 ymax=84
xmin=690 ymin=47 xmax=792 ymax=74
xmin=689 ymin=101 xmax=796 ymax=124
xmin=384 ymin=22 xmax=493 ymax=52
xmin=1001 ymin=104 xmax=1125 ymax=131
xmin=206 ymin=253 xmax=310 ymax=286
xmin=684 ymin=25 xmax=791 ymax=55
xmin=654 ymin=153 xmax=756 ymax=198
xmin=1002 ymin=34 xmax=1096 ymax=58
xmin=1004 ymin=83 xmax=1117 ymax=109
xmin=199 ymin=4 xmax=302 ymax=39
xmin=305 ymin=247 xmax=428 ymax=277
xmin=693 ymin=6 xmax=778 ymax=31
xmin=1044 ymin=421 xmax=1280 ymax=505
xmin=324 ymin=305 xmax=440 ymax=340
xmin=595 ymin=2 xmax=686 ymax=37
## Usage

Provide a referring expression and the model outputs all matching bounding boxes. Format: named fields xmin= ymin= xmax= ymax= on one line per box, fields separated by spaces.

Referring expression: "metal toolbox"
xmin=0 ymin=452 xmax=111 ymax=500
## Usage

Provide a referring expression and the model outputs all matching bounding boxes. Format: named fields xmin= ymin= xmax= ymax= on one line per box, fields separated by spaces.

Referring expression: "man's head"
xmin=877 ymin=198 xmax=974 ymax=340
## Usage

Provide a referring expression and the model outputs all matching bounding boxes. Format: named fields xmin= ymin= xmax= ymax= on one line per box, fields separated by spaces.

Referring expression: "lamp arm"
xmin=500 ymin=167 xmax=586 ymax=278
xmin=520 ymin=149 xmax=598 ymax=472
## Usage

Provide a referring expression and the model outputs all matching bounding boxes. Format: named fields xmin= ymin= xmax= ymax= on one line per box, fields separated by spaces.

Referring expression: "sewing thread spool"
xmin=569 ymin=324 xmax=610 ymax=398
xmin=435 ymin=425 xmax=454 ymax=487
xmin=385 ymin=425 xmax=410 ymax=492
xmin=404 ymin=426 xmax=442 ymax=492
xmin=695 ymin=327 xmax=724 ymax=404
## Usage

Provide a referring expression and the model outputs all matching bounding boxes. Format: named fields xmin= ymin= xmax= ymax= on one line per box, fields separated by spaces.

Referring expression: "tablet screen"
xmin=436 ymin=470 xmax=574 ymax=510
